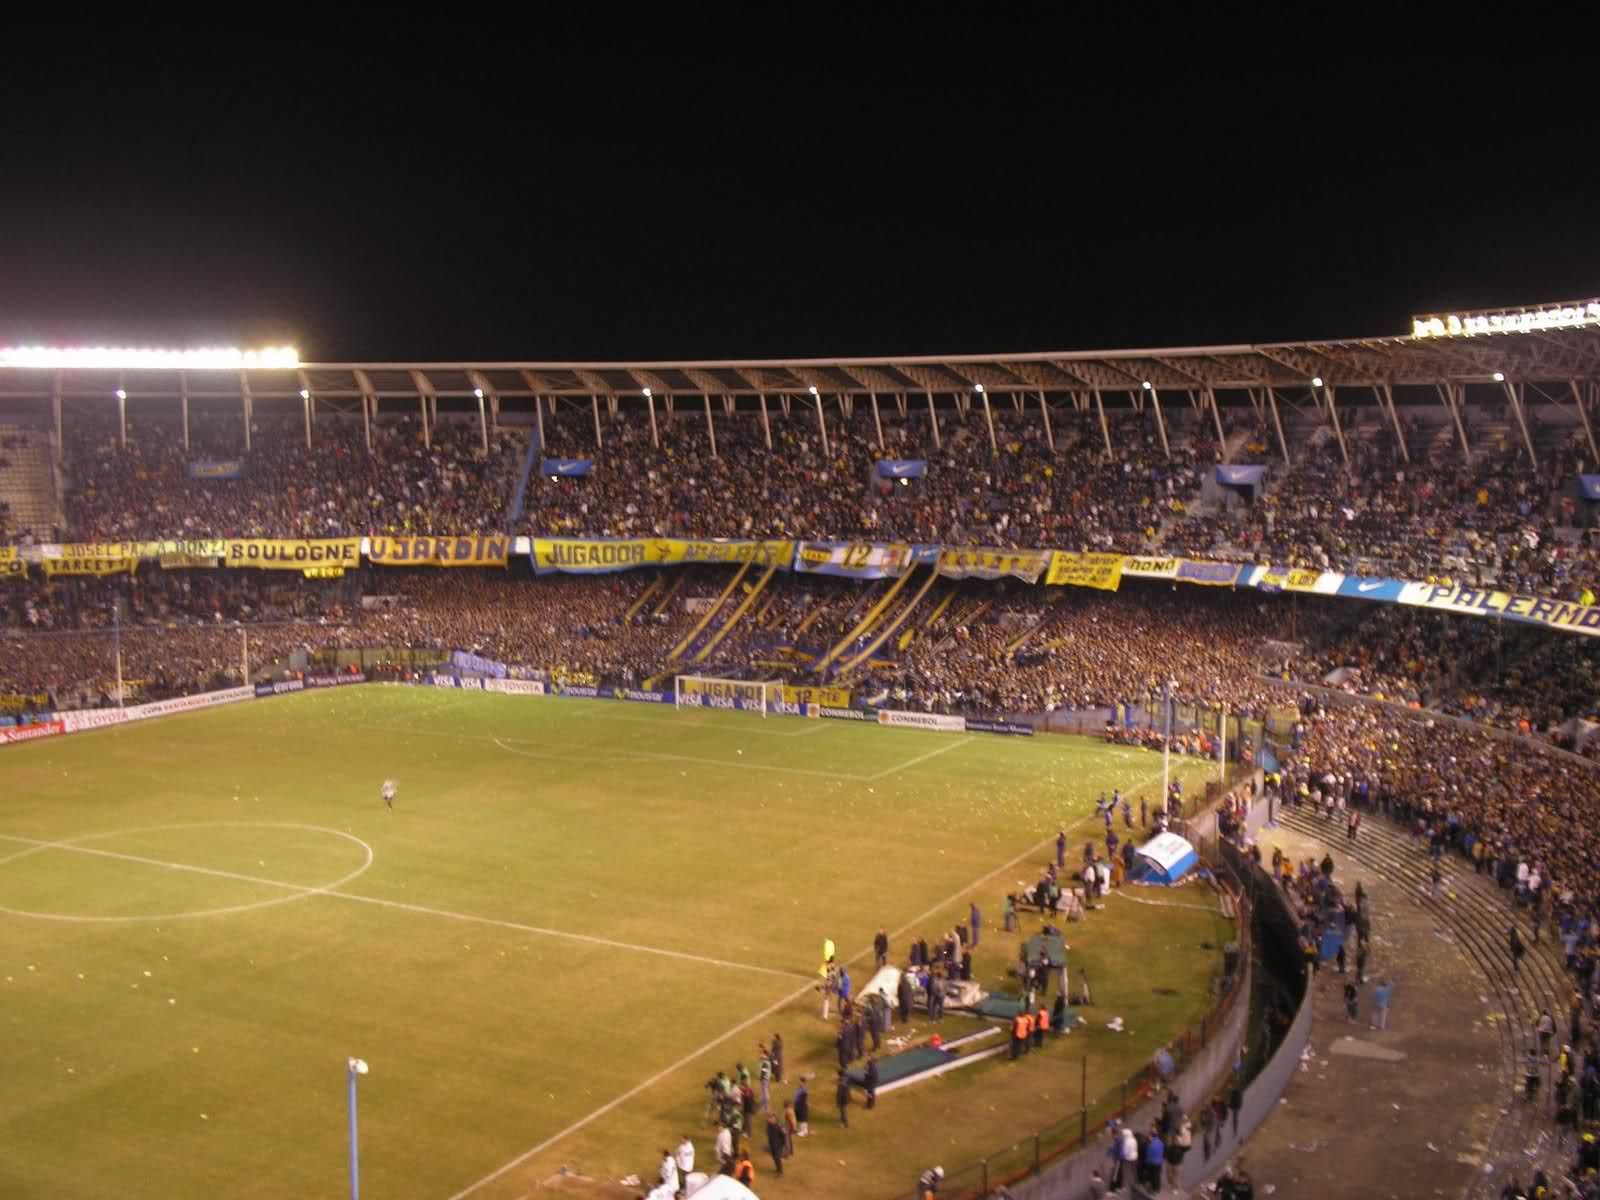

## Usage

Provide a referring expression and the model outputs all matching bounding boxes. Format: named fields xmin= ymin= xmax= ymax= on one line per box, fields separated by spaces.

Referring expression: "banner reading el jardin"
xmin=223 ymin=538 xmax=362 ymax=570
xmin=1045 ymin=551 xmax=1126 ymax=591
xmin=368 ymin=535 xmax=511 ymax=567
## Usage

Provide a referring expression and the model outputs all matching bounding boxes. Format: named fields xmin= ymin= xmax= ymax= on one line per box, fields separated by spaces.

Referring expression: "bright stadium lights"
xmin=300 ymin=389 xmax=311 ymax=400
xmin=1411 ymin=300 xmax=1600 ymax=339
xmin=114 ymin=388 xmax=127 ymax=400
xmin=473 ymin=388 xmax=484 ymax=399
xmin=642 ymin=387 xmax=651 ymax=397
xmin=1311 ymin=376 xmax=1324 ymax=388
xmin=808 ymin=386 xmax=818 ymax=395
xmin=0 ymin=345 xmax=300 ymax=370
xmin=1493 ymin=371 xmax=1506 ymax=382
xmin=1142 ymin=381 xmax=1153 ymax=390
xmin=974 ymin=383 xmax=985 ymax=393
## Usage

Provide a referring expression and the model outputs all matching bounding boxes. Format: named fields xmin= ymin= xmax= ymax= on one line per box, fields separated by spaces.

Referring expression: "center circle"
xmin=0 ymin=821 xmax=375 ymax=924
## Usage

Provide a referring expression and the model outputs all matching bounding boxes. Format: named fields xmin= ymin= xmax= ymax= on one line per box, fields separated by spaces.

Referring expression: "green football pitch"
xmin=0 ymin=687 xmax=1229 ymax=1199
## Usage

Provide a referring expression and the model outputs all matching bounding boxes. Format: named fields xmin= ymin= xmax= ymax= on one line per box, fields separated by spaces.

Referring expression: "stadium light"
xmin=1493 ymin=371 xmax=1506 ymax=382
xmin=1311 ymin=376 xmax=1324 ymax=388
xmin=473 ymin=388 xmax=484 ymax=399
xmin=1141 ymin=381 xmax=1152 ymax=391
xmin=642 ymin=387 xmax=651 ymax=397
xmin=347 ymin=1057 xmax=369 ymax=1200
xmin=0 ymin=345 xmax=300 ymax=370
xmin=974 ymin=383 xmax=985 ymax=393
xmin=808 ymin=386 xmax=818 ymax=396
xmin=300 ymin=389 xmax=311 ymax=400
xmin=115 ymin=388 xmax=127 ymax=400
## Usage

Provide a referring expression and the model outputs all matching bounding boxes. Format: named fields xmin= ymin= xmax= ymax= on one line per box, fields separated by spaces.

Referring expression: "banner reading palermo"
xmin=1399 ymin=582 xmax=1600 ymax=637
xmin=936 ymin=547 xmax=1050 ymax=584
xmin=1045 ymin=551 xmax=1126 ymax=590
xmin=223 ymin=538 xmax=362 ymax=570
xmin=530 ymin=538 xmax=792 ymax=575
xmin=368 ymin=535 xmax=511 ymax=567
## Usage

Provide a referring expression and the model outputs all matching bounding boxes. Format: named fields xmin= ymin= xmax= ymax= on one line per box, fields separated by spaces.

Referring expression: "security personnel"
xmin=1035 ymin=1004 xmax=1050 ymax=1047
xmin=1011 ymin=1011 xmax=1029 ymax=1060
xmin=1020 ymin=1009 xmax=1035 ymax=1054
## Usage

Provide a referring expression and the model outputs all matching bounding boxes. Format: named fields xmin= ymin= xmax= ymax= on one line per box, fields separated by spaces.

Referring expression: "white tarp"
xmin=1133 ymin=832 xmax=1199 ymax=885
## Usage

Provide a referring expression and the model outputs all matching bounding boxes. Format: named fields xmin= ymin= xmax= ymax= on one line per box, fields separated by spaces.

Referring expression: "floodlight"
xmin=347 ymin=1057 xmax=369 ymax=1075
xmin=300 ymin=389 xmax=311 ymax=400
xmin=642 ymin=387 xmax=652 ymax=397
xmin=115 ymin=388 xmax=127 ymax=400
xmin=473 ymin=388 xmax=484 ymax=399
xmin=1493 ymin=372 xmax=1506 ymax=382
xmin=974 ymin=383 xmax=985 ymax=393
xmin=809 ymin=386 xmax=818 ymax=395
xmin=1141 ymin=381 xmax=1152 ymax=391
xmin=1311 ymin=377 xmax=1324 ymax=388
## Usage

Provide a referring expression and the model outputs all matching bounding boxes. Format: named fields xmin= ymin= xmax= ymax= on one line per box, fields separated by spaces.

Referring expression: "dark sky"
xmin=1 ymin=24 xmax=1594 ymax=363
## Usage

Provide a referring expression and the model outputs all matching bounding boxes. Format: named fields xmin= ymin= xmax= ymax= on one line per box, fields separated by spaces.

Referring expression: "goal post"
xmin=673 ymin=675 xmax=782 ymax=718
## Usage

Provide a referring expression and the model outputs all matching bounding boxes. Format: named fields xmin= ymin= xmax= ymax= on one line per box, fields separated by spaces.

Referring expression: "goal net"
xmin=673 ymin=676 xmax=781 ymax=718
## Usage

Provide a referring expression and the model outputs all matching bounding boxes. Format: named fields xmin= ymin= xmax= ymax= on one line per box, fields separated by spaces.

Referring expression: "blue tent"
xmin=1129 ymin=832 xmax=1200 ymax=886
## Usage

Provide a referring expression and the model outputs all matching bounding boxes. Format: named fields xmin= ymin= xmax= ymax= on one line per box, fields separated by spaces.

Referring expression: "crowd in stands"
xmin=61 ymin=412 xmax=523 ymax=540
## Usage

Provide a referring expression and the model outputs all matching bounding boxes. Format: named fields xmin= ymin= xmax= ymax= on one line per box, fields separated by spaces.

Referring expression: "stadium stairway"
xmin=666 ymin=560 xmax=752 ymax=660
xmin=834 ymin=565 xmax=940 ymax=677
xmin=690 ymin=562 xmax=778 ymax=663
xmin=1274 ymin=804 xmax=1568 ymax=1193
xmin=0 ymin=426 xmax=62 ymax=538
xmin=814 ymin=568 xmax=913 ymax=673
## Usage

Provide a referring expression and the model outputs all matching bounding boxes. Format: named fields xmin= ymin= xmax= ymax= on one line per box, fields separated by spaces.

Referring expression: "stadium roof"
xmin=2 ymin=300 xmax=1596 ymax=400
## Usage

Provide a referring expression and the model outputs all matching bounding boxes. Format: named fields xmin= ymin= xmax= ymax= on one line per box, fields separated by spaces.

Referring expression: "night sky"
xmin=1 ymin=26 xmax=1592 ymax=364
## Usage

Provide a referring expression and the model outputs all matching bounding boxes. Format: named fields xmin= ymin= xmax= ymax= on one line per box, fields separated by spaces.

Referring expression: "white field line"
xmin=491 ymin=736 xmax=864 ymax=782
xmin=583 ymin=707 xmax=828 ymax=738
xmin=863 ymin=734 xmax=967 ymax=781
xmin=0 ymin=833 xmax=808 ymax=982
xmin=441 ymin=777 xmax=1157 ymax=1200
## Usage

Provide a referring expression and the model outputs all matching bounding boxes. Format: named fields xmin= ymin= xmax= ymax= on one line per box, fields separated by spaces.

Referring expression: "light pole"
xmin=347 ymin=1056 xmax=369 ymax=1200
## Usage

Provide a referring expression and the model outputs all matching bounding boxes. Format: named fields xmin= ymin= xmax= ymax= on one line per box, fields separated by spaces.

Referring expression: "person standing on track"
xmin=835 ymin=1071 xmax=851 ymax=1128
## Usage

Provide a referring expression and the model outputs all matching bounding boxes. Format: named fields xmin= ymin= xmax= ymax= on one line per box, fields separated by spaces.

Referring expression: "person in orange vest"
xmin=733 ymin=1149 xmax=756 ymax=1187
xmin=1020 ymin=1009 xmax=1035 ymax=1054
xmin=1011 ymin=1010 xmax=1029 ymax=1060
xmin=1034 ymin=1004 xmax=1050 ymax=1048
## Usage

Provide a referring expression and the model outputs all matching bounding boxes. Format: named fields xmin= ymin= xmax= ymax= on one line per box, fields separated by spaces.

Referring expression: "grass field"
xmin=0 ymin=687 xmax=1229 ymax=1199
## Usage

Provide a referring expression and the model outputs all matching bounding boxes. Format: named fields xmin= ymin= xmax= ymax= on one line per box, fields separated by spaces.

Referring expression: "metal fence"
xmin=883 ymin=848 xmax=1254 ymax=1200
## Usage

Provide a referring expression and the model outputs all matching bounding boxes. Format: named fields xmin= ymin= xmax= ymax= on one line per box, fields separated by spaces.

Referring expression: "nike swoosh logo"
xmin=1357 ymin=581 xmax=1384 ymax=592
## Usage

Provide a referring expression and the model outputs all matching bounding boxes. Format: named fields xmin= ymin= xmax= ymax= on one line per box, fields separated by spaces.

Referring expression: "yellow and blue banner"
xmin=531 ymin=538 xmax=793 ymax=575
xmin=937 ymin=546 xmax=1051 ymax=584
xmin=369 ymin=535 xmax=511 ymax=567
xmin=223 ymin=538 xmax=362 ymax=570
xmin=793 ymin=541 xmax=932 ymax=579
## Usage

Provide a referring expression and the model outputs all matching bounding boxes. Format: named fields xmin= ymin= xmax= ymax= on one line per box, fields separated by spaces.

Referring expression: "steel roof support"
xmin=980 ymin=389 xmax=997 ymax=456
xmin=52 ymin=371 xmax=63 ymax=460
xmin=408 ymin=371 xmax=433 ymax=449
xmin=467 ymin=370 xmax=494 ymax=454
xmin=649 ymin=391 xmax=661 ymax=449
xmin=1148 ymin=385 xmax=1171 ymax=459
xmin=1204 ymin=387 xmax=1225 ymax=458
xmin=896 ymin=392 xmax=906 ymax=418
xmin=870 ymin=391 xmax=884 ymax=451
xmin=116 ymin=372 xmax=127 ymax=448
xmin=1039 ymin=390 xmax=1054 ymax=453
xmin=1265 ymin=387 xmax=1290 ymax=465
xmin=591 ymin=394 xmax=604 ymax=451
xmin=1436 ymin=383 xmax=1471 ymax=459
xmin=1374 ymin=383 xmax=1409 ymax=464
xmin=1571 ymin=379 xmax=1598 ymax=464
xmin=755 ymin=394 xmax=769 ymax=450
xmin=535 ymin=395 xmax=545 ymax=449
xmin=703 ymin=393 xmax=717 ymax=458
xmin=1093 ymin=389 xmax=1112 ymax=456
xmin=1499 ymin=379 xmax=1538 ymax=468
xmin=926 ymin=391 xmax=941 ymax=449
xmin=353 ymin=370 xmax=377 ymax=453
xmin=237 ymin=370 xmax=251 ymax=452
xmin=1316 ymin=382 xmax=1348 ymax=467
xmin=814 ymin=393 xmax=831 ymax=456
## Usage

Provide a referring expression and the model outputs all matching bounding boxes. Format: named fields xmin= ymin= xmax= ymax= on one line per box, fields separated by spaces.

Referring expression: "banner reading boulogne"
xmin=530 ymin=538 xmax=792 ymax=574
xmin=369 ymin=535 xmax=511 ymax=567
xmin=1045 ymin=551 xmax=1126 ymax=590
xmin=223 ymin=538 xmax=362 ymax=570
xmin=936 ymin=546 xmax=1050 ymax=584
